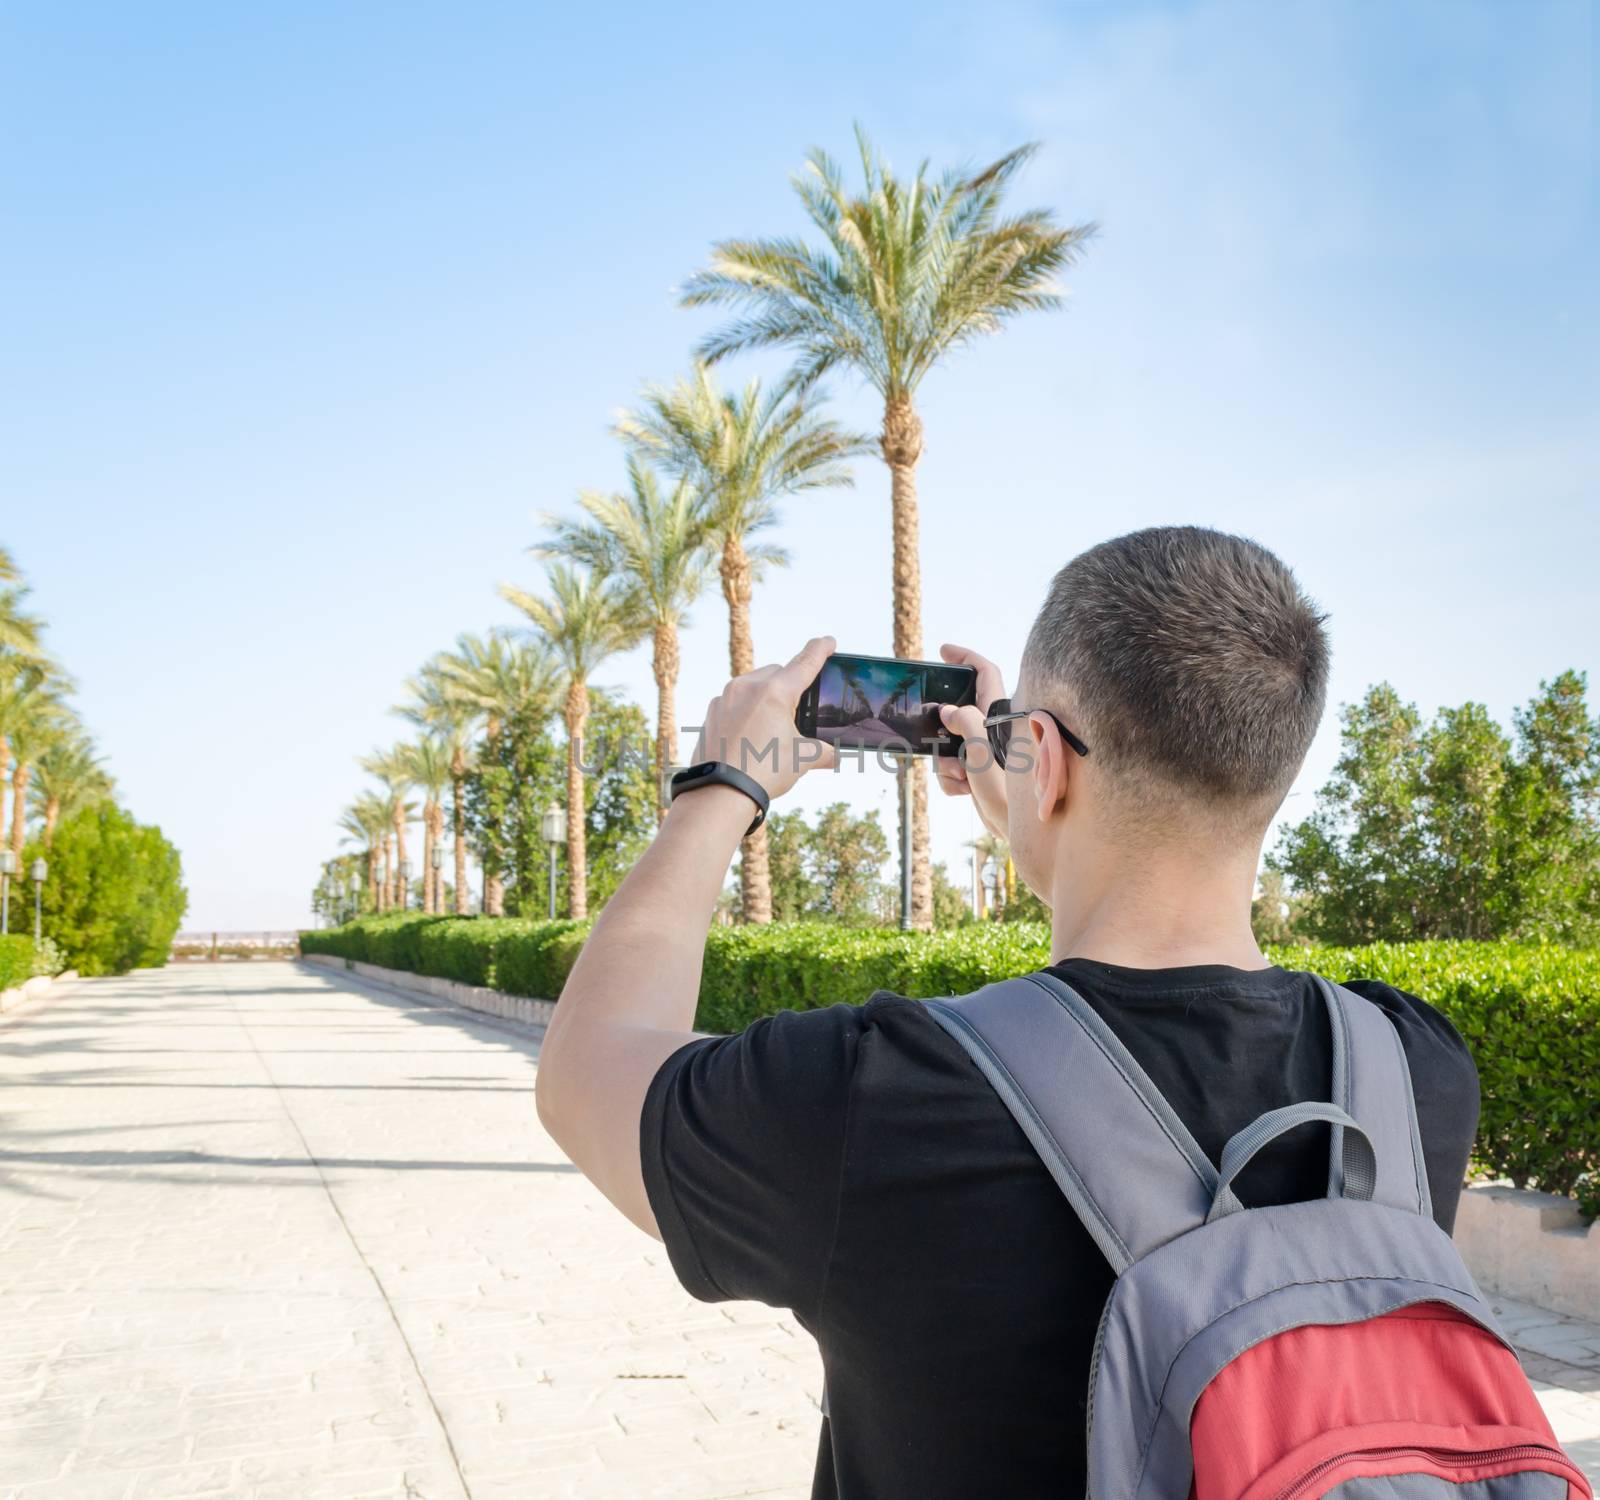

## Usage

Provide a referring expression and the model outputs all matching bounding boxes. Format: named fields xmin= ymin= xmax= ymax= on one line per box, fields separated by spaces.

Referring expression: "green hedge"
xmin=0 ymin=935 xmax=34 ymax=992
xmin=301 ymin=915 xmax=590 ymax=999
xmin=299 ymin=917 xmax=1598 ymax=1211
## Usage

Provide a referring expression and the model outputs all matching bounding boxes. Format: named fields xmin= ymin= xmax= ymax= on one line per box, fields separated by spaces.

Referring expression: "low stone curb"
xmin=1456 ymin=1184 xmax=1599 ymax=1322
xmin=299 ymin=951 xmax=555 ymax=1029
xmin=0 ymin=969 xmax=79 ymax=1014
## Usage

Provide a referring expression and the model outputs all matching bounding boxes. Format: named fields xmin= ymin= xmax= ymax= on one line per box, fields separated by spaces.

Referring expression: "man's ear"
xmin=1028 ymin=713 xmax=1071 ymax=822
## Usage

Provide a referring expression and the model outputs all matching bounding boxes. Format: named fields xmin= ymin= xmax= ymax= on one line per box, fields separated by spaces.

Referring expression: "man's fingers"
xmin=935 ymin=756 xmax=970 ymax=797
xmin=797 ymin=737 xmax=838 ymax=773
xmin=777 ymin=635 xmax=835 ymax=695
xmin=941 ymin=702 xmax=989 ymax=746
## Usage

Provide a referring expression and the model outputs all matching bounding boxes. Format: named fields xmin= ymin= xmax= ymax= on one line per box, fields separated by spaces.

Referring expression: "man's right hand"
xmin=935 ymin=643 xmax=1009 ymax=840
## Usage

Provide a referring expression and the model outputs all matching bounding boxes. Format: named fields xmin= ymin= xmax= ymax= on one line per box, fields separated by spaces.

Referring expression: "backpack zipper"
xmin=1274 ymin=1441 xmax=1586 ymax=1499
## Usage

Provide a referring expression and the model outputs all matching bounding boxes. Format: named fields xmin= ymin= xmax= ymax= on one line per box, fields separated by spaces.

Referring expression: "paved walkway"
xmin=0 ymin=963 xmax=1595 ymax=1498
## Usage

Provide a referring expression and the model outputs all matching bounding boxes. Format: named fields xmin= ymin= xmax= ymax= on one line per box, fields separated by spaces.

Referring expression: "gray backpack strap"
xmin=1315 ymin=976 xmax=1432 ymax=1218
xmin=925 ymin=971 xmax=1234 ymax=1274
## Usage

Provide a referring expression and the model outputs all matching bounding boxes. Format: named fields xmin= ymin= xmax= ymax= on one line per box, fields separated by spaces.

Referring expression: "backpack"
xmin=923 ymin=969 xmax=1592 ymax=1499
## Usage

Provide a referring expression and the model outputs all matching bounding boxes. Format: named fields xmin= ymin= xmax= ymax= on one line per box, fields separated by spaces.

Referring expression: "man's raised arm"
xmin=534 ymin=636 xmax=836 ymax=1237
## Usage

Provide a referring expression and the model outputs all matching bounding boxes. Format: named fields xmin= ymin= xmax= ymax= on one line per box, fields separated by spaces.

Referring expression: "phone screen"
xmin=799 ymin=653 xmax=978 ymax=758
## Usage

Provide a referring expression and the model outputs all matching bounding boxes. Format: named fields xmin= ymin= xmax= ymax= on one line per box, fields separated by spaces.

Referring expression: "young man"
xmin=536 ymin=526 xmax=1480 ymax=1498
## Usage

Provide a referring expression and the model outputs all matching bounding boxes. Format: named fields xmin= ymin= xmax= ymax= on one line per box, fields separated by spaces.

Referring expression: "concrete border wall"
xmin=299 ymin=952 xmax=555 ymax=1029
xmin=0 ymin=970 xmax=79 ymax=1014
xmin=1456 ymin=1184 xmax=1599 ymax=1321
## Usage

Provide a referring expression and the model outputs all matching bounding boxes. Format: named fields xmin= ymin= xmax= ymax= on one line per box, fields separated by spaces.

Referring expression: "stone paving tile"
xmin=0 ymin=962 xmax=1594 ymax=1497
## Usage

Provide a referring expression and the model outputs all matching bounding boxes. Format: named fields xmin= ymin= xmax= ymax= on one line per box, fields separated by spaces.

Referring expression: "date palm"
xmin=0 ymin=547 xmax=44 ymax=660
xmin=682 ymin=129 xmax=1094 ymax=927
xmin=339 ymin=794 xmax=390 ymax=912
xmin=616 ymin=364 xmax=869 ymax=920
xmin=396 ymin=667 xmax=478 ymax=915
xmin=539 ymin=458 xmax=713 ymax=823
xmin=400 ymin=737 xmax=451 ymax=912
xmin=427 ymin=632 xmax=561 ymax=915
xmin=29 ymin=731 xmax=113 ymax=847
xmin=500 ymin=564 xmax=644 ymax=920
xmin=360 ymin=748 xmax=416 ymax=911
xmin=0 ymin=662 xmax=72 ymax=855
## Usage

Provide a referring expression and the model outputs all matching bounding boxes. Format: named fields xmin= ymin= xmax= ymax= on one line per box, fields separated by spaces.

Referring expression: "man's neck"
xmin=1047 ymin=837 xmax=1268 ymax=973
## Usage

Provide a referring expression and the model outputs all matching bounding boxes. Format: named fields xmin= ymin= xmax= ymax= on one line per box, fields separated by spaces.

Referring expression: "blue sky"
xmin=3 ymin=1 xmax=1595 ymax=931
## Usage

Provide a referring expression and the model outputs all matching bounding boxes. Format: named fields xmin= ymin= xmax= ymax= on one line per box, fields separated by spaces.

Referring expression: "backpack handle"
xmin=1205 ymin=1102 xmax=1376 ymax=1224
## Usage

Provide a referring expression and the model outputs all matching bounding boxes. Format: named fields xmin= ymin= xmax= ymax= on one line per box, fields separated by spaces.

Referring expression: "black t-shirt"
xmin=640 ymin=961 xmax=1480 ymax=1500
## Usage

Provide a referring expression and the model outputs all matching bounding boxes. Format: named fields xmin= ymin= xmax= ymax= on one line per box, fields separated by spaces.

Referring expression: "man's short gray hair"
xmin=1023 ymin=526 xmax=1329 ymax=806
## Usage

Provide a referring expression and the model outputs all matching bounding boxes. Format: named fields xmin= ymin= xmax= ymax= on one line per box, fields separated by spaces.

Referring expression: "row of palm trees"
xmin=331 ymin=130 xmax=1092 ymax=927
xmin=0 ymin=548 xmax=116 ymax=860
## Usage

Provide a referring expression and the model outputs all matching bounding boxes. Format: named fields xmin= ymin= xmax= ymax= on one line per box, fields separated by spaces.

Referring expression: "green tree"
xmin=1273 ymin=674 xmax=1600 ymax=944
xmin=683 ymin=128 xmax=1094 ymax=929
xmin=764 ymin=811 xmax=817 ymax=923
xmin=930 ymin=861 xmax=975 ymax=929
xmin=744 ymin=802 xmax=890 ymax=925
xmin=425 ymin=632 xmax=561 ymax=916
xmin=463 ymin=692 xmax=653 ymax=917
xmin=617 ymin=365 xmax=869 ymax=921
xmin=31 ymin=804 xmax=187 ymax=975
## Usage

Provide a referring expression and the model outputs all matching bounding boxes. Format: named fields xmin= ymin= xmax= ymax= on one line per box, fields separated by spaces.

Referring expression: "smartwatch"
xmin=668 ymin=761 xmax=770 ymax=836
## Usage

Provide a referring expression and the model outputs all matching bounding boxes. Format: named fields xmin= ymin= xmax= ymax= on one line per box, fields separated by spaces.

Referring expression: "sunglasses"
xmin=983 ymin=698 xmax=1090 ymax=768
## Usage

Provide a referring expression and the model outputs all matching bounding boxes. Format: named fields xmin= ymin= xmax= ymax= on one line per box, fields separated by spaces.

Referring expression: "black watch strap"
xmin=668 ymin=761 xmax=770 ymax=836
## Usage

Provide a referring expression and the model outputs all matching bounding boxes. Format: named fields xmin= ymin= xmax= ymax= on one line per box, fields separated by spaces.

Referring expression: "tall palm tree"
xmin=0 ymin=547 xmax=44 ymax=661
xmin=7 ymin=707 xmax=67 ymax=856
xmin=427 ymin=632 xmax=561 ymax=916
xmin=682 ymin=129 xmax=1094 ymax=927
xmin=339 ymin=794 xmax=390 ymax=912
xmin=500 ymin=564 xmax=643 ymax=920
xmin=396 ymin=667 xmax=478 ymax=916
xmin=399 ymin=737 xmax=451 ymax=913
xmin=617 ymin=364 xmax=869 ymax=919
xmin=0 ymin=661 xmax=70 ymax=854
xmin=539 ymin=457 xmax=713 ymax=823
xmin=361 ymin=748 xmax=415 ymax=911
xmin=29 ymin=732 xmax=113 ymax=847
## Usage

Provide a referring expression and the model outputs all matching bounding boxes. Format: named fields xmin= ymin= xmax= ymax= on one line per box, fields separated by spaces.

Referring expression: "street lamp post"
xmin=430 ymin=844 xmax=444 ymax=914
xmin=541 ymin=804 xmax=567 ymax=921
xmin=347 ymin=871 xmax=360 ymax=923
xmin=0 ymin=849 xmax=15 ymax=936
xmin=399 ymin=859 xmax=414 ymax=912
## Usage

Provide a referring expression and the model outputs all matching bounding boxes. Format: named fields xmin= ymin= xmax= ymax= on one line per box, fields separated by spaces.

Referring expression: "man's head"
xmin=1008 ymin=526 xmax=1329 ymax=890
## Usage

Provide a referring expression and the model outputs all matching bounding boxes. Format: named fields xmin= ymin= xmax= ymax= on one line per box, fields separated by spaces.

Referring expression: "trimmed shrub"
xmin=493 ymin=920 xmax=587 ymax=999
xmin=0 ymin=935 xmax=34 ymax=991
xmin=30 ymin=807 xmax=187 ymax=976
xmin=416 ymin=919 xmax=502 ymax=987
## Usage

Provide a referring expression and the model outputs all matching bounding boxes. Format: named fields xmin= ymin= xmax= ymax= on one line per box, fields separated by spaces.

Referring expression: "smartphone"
xmin=795 ymin=653 xmax=978 ymax=758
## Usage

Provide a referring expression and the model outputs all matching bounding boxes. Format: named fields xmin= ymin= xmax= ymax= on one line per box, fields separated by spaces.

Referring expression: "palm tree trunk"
xmin=451 ymin=747 xmax=469 ymax=916
xmin=883 ymin=393 xmax=932 ymax=930
xmin=368 ymin=847 xmax=381 ymax=912
xmin=425 ymin=796 xmax=438 ymax=914
xmin=721 ymin=535 xmax=772 ymax=923
xmin=9 ymin=763 xmax=29 ymax=856
xmin=381 ymin=833 xmax=394 ymax=911
xmin=393 ymin=804 xmax=409 ymax=912
xmin=564 ymin=679 xmax=589 ymax=920
xmin=652 ymin=620 xmax=679 ymax=826
xmin=483 ymin=715 xmax=505 ymax=918
xmin=44 ymin=795 xmax=60 ymax=849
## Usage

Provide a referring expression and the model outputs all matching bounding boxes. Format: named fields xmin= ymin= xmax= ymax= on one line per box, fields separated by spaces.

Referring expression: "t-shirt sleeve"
xmin=1344 ymin=980 xmax=1481 ymax=1235
xmin=640 ymin=1002 xmax=864 ymax=1316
